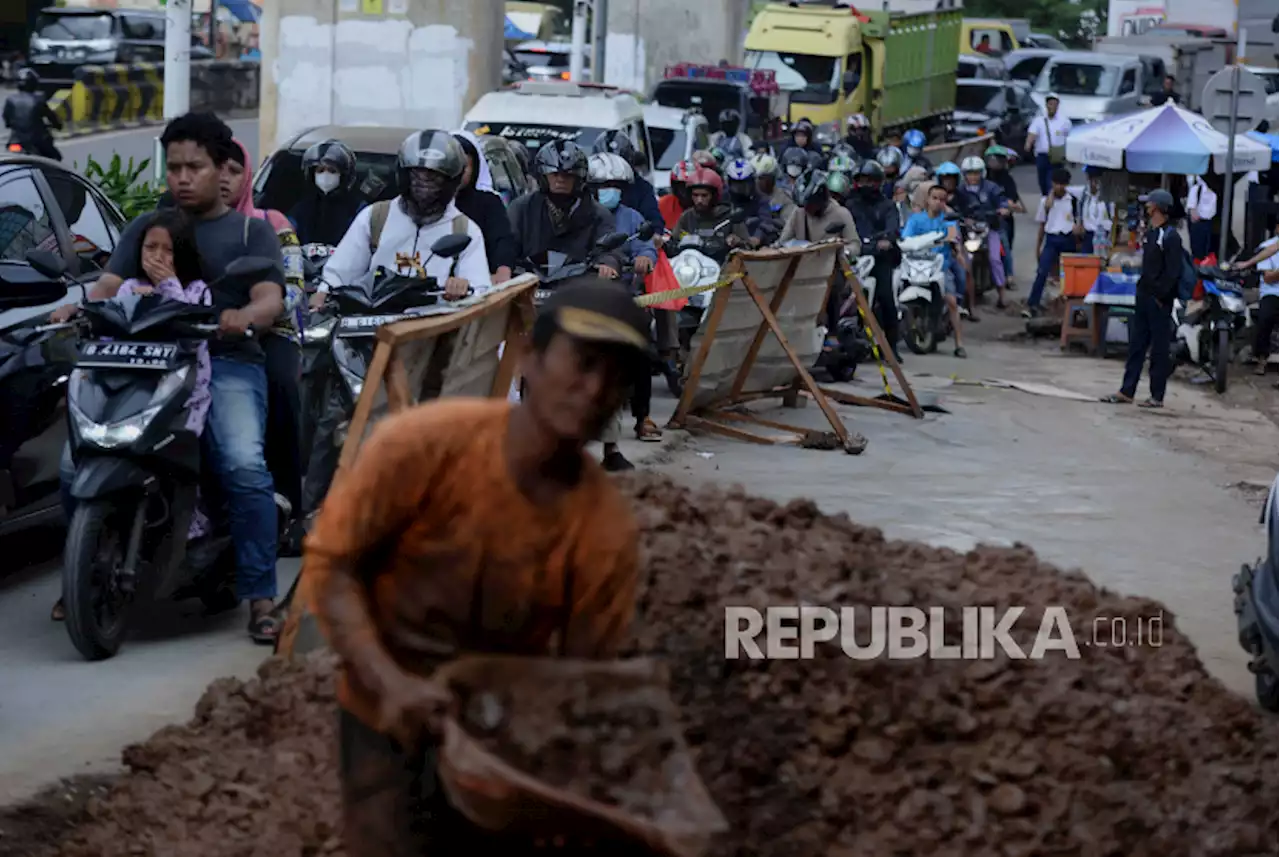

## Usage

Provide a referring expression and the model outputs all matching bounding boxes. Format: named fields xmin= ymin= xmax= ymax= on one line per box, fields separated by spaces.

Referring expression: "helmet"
xmin=780 ymin=148 xmax=808 ymax=178
xmin=533 ymin=139 xmax=589 ymax=194
xmin=984 ymin=144 xmax=1008 ymax=159
xmin=691 ymin=149 xmax=718 ymax=170
xmin=592 ymin=129 xmax=638 ymax=164
xmin=718 ymin=108 xmax=742 ymax=128
xmin=587 ymin=152 xmax=634 ymax=185
xmin=903 ymin=129 xmax=926 ymax=155
xmin=830 ymin=141 xmax=858 ymax=160
xmin=670 ymin=160 xmax=694 ymax=186
xmin=793 ymin=169 xmax=830 ymax=207
xmin=725 ymin=158 xmax=755 ymax=182
xmin=960 ymin=155 xmax=986 ymax=177
xmin=805 ymin=150 xmax=826 ymax=170
xmin=876 ymin=147 xmax=904 ymax=170
xmin=397 ymin=129 xmax=466 ymax=182
xmin=847 ymin=113 xmax=870 ymax=131
xmin=751 ymin=152 xmax=778 ymax=177
xmin=302 ymin=139 xmax=357 ymax=189
xmin=793 ymin=119 xmax=815 ymax=136
xmin=828 ymin=153 xmax=856 ymax=175
xmin=826 ymin=171 xmax=852 ymax=197
xmin=934 ymin=161 xmax=961 ymax=178
xmin=709 ymin=146 xmax=729 ymax=166
xmin=857 ymin=160 xmax=885 ymax=181
xmin=688 ymin=165 xmax=724 ymax=199
xmin=16 ymin=68 xmax=40 ymax=93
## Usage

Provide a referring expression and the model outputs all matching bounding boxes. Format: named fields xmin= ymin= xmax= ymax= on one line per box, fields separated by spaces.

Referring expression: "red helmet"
xmin=690 ymin=149 xmax=718 ymax=170
xmin=670 ymin=160 xmax=694 ymax=186
xmin=688 ymin=165 xmax=723 ymax=198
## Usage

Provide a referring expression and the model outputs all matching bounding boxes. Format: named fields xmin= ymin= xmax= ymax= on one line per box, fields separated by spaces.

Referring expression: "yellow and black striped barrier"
xmin=48 ymin=60 xmax=258 ymax=137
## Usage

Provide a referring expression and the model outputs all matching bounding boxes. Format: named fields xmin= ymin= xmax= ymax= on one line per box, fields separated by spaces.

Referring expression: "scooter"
xmin=894 ymin=230 xmax=954 ymax=355
xmin=961 ymin=207 xmax=1001 ymax=301
xmin=1233 ymin=475 xmax=1279 ymax=712
xmin=529 ymin=231 xmax=633 ymax=307
xmin=666 ymin=209 xmax=749 ymax=355
xmin=301 ymin=233 xmax=473 ymax=514
xmin=25 ymin=251 xmax=288 ymax=661
xmin=1171 ymin=263 xmax=1249 ymax=394
xmin=810 ymin=223 xmax=874 ymax=383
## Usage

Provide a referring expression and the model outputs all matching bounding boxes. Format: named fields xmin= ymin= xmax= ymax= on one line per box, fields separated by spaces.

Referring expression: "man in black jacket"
xmin=2 ymin=69 xmax=62 ymax=160
xmin=287 ymin=139 xmax=366 ymax=246
xmin=1103 ymin=189 xmax=1181 ymax=408
xmin=845 ymin=160 xmax=903 ymax=360
xmin=508 ymin=140 xmax=620 ymax=276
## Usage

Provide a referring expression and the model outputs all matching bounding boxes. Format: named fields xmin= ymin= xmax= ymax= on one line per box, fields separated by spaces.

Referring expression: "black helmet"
xmin=793 ymin=169 xmax=830 ymax=208
xmin=396 ymin=129 xmax=466 ymax=202
xmin=805 ymin=150 xmax=826 ymax=170
xmin=592 ymin=129 xmax=638 ymax=163
xmin=301 ymin=139 xmax=357 ymax=189
xmin=793 ymin=119 xmax=815 ymax=136
xmin=857 ymin=160 xmax=885 ymax=181
xmin=534 ymin=139 xmax=589 ymax=195
xmin=718 ymin=108 xmax=741 ymax=129
xmin=16 ymin=68 xmax=39 ymax=93
xmin=780 ymin=147 xmax=808 ymax=179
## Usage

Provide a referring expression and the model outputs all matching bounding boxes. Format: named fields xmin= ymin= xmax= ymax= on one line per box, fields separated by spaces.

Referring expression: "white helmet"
xmin=750 ymin=152 xmax=778 ymax=177
xmin=587 ymin=152 xmax=634 ymax=185
xmin=847 ymin=113 xmax=870 ymax=131
xmin=960 ymin=155 xmax=986 ymax=177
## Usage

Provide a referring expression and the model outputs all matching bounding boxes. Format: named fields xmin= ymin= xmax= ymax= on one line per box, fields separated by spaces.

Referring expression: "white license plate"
xmin=78 ymin=341 xmax=177 ymax=369
xmin=337 ymin=314 xmax=409 ymax=334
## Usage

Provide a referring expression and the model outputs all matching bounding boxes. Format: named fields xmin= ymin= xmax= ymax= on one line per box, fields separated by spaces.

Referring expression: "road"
xmin=56 ymin=118 xmax=260 ymax=175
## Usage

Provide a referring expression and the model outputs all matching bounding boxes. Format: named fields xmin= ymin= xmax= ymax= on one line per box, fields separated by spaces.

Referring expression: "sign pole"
xmin=1218 ymin=62 xmax=1240 ymax=261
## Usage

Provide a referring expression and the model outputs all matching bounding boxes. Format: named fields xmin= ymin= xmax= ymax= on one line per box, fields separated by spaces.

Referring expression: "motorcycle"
xmin=24 ymin=251 xmax=288 ymax=660
xmin=811 ymin=223 xmax=873 ymax=383
xmin=529 ymin=230 xmax=634 ymax=307
xmin=1233 ymin=475 xmax=1279 ymax=712
xmin=666 ymin=209 xmax=749 ymax=355
xmin=1171 ymin=263 xmax=1249 ymax=394
xmin=961 ymin=206 xmax=1002 ymax=302
xmin=894 ymin=229 xmax=955 ymax=355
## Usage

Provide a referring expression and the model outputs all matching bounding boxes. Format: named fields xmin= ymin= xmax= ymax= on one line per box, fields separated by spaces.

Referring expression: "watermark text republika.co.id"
xmin=725 ymin=605 xmax=1164 ymax=660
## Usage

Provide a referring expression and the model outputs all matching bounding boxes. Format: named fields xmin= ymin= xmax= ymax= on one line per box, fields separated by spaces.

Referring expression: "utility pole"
xmin=569 ymin=0 xmax=589 ymax=83
xmin=163 ymin=0 xmax=192 ymax=118
xmin=208 ymin=0 xmax=219 ymax=60
xmin=591 ymin=0 xmax=608 ymax=84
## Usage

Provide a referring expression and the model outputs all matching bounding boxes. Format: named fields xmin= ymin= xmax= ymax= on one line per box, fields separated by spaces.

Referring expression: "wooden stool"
xmin=1059 ymin=299 xmax=1105 ymax=354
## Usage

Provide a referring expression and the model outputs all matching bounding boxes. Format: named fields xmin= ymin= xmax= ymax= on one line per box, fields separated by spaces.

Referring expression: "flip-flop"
xmin=1099 ymin=393 xmax=1133 ymax=404
xmin=1136 ymin=398 xmax=1164 ymax=409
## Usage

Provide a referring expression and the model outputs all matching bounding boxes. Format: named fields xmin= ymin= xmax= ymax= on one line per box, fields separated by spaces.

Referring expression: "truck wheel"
xmin=1214 ymin=329 xmax=1230 ymax=394
xmin=62 ymin=501 xmax=134 ymax=661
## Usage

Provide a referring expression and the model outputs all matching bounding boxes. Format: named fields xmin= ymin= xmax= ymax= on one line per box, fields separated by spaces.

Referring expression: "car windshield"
xmin=35 ymin=13 xmax=113 ymax=41
xmin=1038 ymin=62 xmax=1119 ymax=97
xmin=744 ymin=50 xmax=839 ymax=102
xmin=651 ymin=83 xmax=741 ymax=121
xmin=252 ymin=149 xmax=399 ymax=217
xmin=515 ymin=50 xmax=569 ymax=69
xmin=465 ymin=121 xmax=608 ymax=153
xmin=956 ymin=85 xmax=1005 ymax=114
xmin=650 ymin=127 xmax=687 ymax=170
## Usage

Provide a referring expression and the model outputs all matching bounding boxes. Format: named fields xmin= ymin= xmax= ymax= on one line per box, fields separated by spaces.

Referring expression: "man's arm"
xmin=1024 ymin=128 xmax=1038 ymax=153
xmin=840 ymin=209 xmax=861 ymax=256
xmin=562 ymin=511 xmax=640 ymax=658
xmin=41 ymin=101 xmax=62 ymax=131
xmin=1159 ymin=230 xmax=1184 ymax=302
xmin=1240 ymin=241 xmax=1280 ymax=269
xmin=238 ymin=219 xmax=287 ymax=327
xmin=778 ymin=209 xmax=798 ymax=244
xmin=320 ymin=205 xmax=374 ymax=292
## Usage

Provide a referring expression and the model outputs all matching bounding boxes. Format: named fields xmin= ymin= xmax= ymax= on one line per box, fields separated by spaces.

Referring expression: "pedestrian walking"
xmin=1023 ymin=167 xmax=1080 ymax=318
xmin=1185 ymin=174 xmax=1217 ymax=259
xmin=1024 ymin=93 xmax=1071 ymax=197
xmin=1101 ymin=189 xmax=1182 ymax=408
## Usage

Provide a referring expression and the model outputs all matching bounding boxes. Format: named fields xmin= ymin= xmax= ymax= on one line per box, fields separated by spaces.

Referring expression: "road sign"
xmin=1200 ymin=66 xmax=1270 ymax=136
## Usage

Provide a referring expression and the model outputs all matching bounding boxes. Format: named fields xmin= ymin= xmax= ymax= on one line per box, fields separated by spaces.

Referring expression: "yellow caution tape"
xmin=633 ymin=271 xmax=744 ymax=308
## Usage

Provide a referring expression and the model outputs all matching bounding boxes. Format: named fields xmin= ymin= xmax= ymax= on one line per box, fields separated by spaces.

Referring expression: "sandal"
xmin=51 ymin=598 xmax=65 ymax=621
xmin=635 ymin=418 xmax=663 ymax=442
xmin=1100 ymin=393 xmax=1133 ymax=404
xmin=248 ymin=602 xmax=282 ymax=645
xmin=1137 ymin=398 xmax=1164 ymax=409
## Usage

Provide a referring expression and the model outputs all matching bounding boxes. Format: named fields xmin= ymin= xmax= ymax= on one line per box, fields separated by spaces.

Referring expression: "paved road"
xmin=57 ymin=118 xmax=260 ymax=174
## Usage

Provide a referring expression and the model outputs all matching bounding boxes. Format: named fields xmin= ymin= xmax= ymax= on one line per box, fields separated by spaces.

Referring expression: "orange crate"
xmin=1060 ymin=253 xmax=1103 ymax=299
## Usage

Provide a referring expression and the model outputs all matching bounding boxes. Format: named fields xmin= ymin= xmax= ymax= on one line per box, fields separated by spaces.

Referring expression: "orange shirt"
xmin=659 ymin=194 xmax=686 ymax=231
xmin=301 ymin=398 xmax=640 ymax=731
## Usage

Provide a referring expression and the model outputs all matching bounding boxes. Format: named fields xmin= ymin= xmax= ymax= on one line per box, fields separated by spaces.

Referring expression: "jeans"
xmin=1121 ymin=292 xmax=1173 ymax=402
xmin=1029 ymin=233 xmax=1076 ymax=309
xmin=1080 ymin=230 xmax=1095 ymax=256
xmin=999 ymin=223 xmax=1014 ymax=279
xmin=1035 ymin=153 xmax=1052 ymax=196
xmin=1188 ymin=219 xmax=1213 ymax=259
xmin=60 ymin=358 xmax=278 ymax=602
xmin=263 ymin=334 xmax=302 ymax=516
xmin=944 ymin=254 xmax=965 ymax=297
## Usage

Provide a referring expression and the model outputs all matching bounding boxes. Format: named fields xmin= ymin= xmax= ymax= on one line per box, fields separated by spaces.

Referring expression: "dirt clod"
xmin=7 ymin=474 xmax=1277 ymax=857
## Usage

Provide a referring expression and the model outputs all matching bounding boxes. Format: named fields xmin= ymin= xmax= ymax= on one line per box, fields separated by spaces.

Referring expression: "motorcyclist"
xmin=287 ymin=139 xmax=365 ymax=247
xmin=672 ymin=166 xmax=751 ymax=258
xmin=953 ymin=155 xmax=1010 ymax=315
xmin=900 ymin=129 xmax=933 ymax=175
xmin=876 ymin=146 xmax=905 ymax=201
xmin=752 ymin=152 xmax=797 ymax=226
xmin=319 ymin=130 xmax=490 ymax=301
xmin=508 ymin=140 xmax=622 ymax=278
xmin=592 ymin=130 xmax=663 ymax=232
xmin=724 ymin=158 xmax=773 ymax=246
xmin=984 ymin=145 xmax=1023 ymax=288
xmin=828 ymin=152 xmax=857 ymax=181
xmin=778 ymin=169 xmax=860 ymax=255
xmin=710 ymin=108 xmax=754 ymax=158
xmin=781 ymin=119 xmax=820 ymax=157
xmin=660 ymin=160 xmax=693 ymax=230
xmin=2 ymin=68 xmax=62 ymax=161
xmin=902 ymin=183 xmax=967 ymax=358
xmin=826 ymin=170 xmax=853 ymax=209
xmin=928 ymin=160 xmax=972 ymax=321
xmin=846 ymin=160 xmax=903 ymax=360
xmin=779 ymin=148 xmax=808 ymax=195
xmin=844 ymin=113 xmax=876 ymax=159
xmin=691 ymin=148 xmax=721 ymax=175
xmin=934 ymin=160 xmax=962 ymax=208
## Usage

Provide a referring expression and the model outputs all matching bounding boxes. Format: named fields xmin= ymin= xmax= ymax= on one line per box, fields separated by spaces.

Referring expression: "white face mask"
xmin=315 ymin=172 xmax=340 ymax=194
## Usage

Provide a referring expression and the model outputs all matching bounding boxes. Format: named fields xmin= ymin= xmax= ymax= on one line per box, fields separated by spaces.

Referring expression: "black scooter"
xmin=25 ymin=251 xmax=285 ymax=660
xmin=1234 ymin=476 xmax=1279 ymax=712
xmin=528 ymin=230 xmax=633 ymax=306
xmin=300 ymin=233 xmax=472 ymax=515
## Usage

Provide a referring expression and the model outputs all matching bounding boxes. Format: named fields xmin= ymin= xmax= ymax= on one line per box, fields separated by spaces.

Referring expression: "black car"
xmin=948 ymin=79 xmax=1037 ymax=147
xmin=0 ymin=153 xmax=126 ymax=536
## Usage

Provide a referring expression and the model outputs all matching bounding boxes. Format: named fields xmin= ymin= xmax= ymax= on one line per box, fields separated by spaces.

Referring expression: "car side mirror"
xmin=635 ymin=222 xmax=656 ymax=241
xmin=430 ymin=233 xmax=472 ymax=259
xmin=596 ymin=231 xmax=629 ymax=252
xmin=0 ymin=260 xmax=69 ymax=310
xmin=25 ymin=250 xmax=67 ymax=280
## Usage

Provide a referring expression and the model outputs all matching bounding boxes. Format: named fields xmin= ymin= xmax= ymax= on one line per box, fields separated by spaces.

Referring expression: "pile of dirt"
xmin=15 ymin=474 xmax=1278 ymax=857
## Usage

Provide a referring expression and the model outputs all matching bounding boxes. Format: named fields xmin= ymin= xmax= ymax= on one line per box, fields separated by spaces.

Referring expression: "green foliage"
xmin=965 ymin=0 xmax=1107 ymax=46
xmin=82 ymin=153 xmax=165 ymax=221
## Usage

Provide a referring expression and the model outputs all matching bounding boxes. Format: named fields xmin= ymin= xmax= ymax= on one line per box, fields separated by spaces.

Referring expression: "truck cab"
xmin=961 ymin=19 xmax=1021 ymax=57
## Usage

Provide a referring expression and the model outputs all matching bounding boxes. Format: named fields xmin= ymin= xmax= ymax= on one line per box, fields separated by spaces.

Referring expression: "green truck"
xmin=744 ymin=2 xmax=960 ymax=140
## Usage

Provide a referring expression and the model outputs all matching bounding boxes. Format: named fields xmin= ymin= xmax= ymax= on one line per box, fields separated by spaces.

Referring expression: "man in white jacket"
xmin=317 ymin=130 xmax=490 ymax=303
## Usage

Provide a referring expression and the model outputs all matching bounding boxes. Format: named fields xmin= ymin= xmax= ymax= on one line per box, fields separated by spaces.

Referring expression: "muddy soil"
xmin=6 ymin=475 xmax=1277 ymax=857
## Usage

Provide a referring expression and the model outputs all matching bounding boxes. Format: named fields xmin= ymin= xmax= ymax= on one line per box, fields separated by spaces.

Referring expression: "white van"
xmin=642 ymin=104 xmax=711 ymax=192
xmin=463 ymin=80 xmax=655 ymax=181
xmin=1030 ymin=51 xmax=1147 ymax=125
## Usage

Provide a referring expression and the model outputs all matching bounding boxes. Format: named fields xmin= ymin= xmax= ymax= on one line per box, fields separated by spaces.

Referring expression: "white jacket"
xmin=319 ymin=199 xmax=490 ymax=292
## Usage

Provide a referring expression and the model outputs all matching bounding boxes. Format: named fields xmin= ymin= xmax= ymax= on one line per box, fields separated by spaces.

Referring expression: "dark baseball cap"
xmin=539 ymin=278 xmax=650 ymax=351
xmin=1139 ymin=189 xmax=1175 ymax=212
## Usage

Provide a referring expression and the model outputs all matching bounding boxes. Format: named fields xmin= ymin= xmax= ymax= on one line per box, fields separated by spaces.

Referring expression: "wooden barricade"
xmin=276 ymin=275 xmax=538 ymax=658
xmin=668 ymin=242 xmax=920 ymax=455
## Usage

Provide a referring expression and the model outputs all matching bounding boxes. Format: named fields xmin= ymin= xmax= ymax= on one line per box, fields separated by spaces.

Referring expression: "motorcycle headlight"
xmin=1220 ymin=294 xmax=1246 ymax=314
xmin=333 ymin=340 xmax=365 ymax=400
xmin=67 ymin=365 xmax=189 ymax=450
xmin=964 ymin=238 xmax=982 ymax=253
xmin=304 ymin=316 xmax=337 ymax=344
xmin=672 ymin=260 xmax=700 ymax=289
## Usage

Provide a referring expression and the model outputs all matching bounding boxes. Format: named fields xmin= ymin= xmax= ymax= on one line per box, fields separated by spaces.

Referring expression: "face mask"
xmin=402 ymin=170 xmax=451 ymax=224
xmin=859 ymin=184 xmax=880 ymax=201
xmin=315 ymin=172 xmax=340 ymax=194
xmin=786 ymin=165 xmax=803 ymax=178
xmin=597 ymin=187 xmax=622 ymax=210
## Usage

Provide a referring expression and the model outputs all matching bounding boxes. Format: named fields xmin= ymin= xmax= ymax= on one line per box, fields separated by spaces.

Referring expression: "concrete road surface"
xmin=56 ymin=118 xmax=260 ymax=174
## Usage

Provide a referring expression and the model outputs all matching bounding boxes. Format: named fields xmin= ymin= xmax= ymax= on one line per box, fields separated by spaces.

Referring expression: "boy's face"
xmin=1052 ymin=181 xmax=1068 ymax=198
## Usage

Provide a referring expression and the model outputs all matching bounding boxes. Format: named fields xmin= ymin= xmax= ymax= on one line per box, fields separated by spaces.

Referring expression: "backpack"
xmin=1157 ymin=226 xmax=1197 ymax=301
xmin=367 ymin=200 xmax=469 ymax=255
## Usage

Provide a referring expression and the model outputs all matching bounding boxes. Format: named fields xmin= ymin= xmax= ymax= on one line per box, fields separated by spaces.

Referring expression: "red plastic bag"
xmin=1192 ymin=251 xmax=1217 ymax=300
xmin=644 ymin=253 xmax=689 ymax=311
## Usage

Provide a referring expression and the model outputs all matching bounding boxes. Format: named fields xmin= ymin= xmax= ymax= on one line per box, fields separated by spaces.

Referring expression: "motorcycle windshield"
xmin=83 ymin=294 xmax=215 ymax=337
xmin=333 ymin=270 xmax=437 ymax=314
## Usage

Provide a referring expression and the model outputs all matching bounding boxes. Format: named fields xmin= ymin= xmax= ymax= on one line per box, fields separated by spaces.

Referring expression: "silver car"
xmin=511 ymin=40 xmax=591 ymax=83
xmin=1031 ymin=51 xmax=1147 ymax=125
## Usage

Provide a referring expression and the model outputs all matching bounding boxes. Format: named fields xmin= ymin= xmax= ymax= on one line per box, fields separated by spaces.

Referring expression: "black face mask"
xmin=858 ymin=184 xmax=881 ymax=201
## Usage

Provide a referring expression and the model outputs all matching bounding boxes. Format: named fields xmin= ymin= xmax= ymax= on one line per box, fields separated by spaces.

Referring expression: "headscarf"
xmin=229 ymin=138 xmax=290 ymax=232
xmin=453 ymin=130 xmax=494 ymax=193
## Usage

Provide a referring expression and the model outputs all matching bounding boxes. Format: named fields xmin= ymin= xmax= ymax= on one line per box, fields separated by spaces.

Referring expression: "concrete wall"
xmin=258 ymin=0 xmax=503 ymax=156
xmin=603 ymin=0 xmax=746 ymax=94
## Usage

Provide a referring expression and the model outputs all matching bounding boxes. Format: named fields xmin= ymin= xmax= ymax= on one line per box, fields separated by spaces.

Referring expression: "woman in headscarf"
xmin=452 ymin=131 xmax=516 ymax=283
xmin=222 ymin=139 xmax=307 ymax=558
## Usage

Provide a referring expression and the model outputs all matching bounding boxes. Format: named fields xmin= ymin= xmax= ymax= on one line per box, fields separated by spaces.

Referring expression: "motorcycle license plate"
xmin=534 ymin=289 xmax=552 ymax=304
xmin=78 ymin=341 xmax=177 ymax=369
xmin=337 ymin=314 xmax=410 ymax=335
